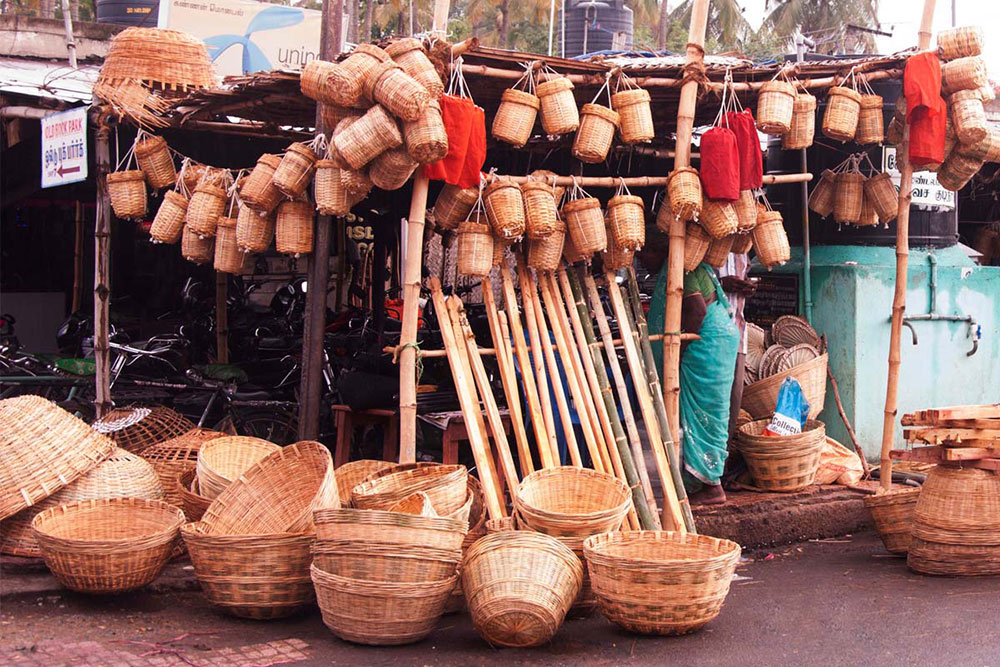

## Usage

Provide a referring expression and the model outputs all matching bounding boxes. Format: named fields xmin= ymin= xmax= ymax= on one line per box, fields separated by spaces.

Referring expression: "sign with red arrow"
xmin=41 ymin=106 xmax=88 ymax=189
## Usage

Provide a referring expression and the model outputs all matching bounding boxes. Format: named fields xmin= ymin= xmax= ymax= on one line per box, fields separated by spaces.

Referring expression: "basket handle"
xmin=114 ymin=128 xmax=138 ymax=172
xmin=590 ymin=72 xmax=614 ymax=108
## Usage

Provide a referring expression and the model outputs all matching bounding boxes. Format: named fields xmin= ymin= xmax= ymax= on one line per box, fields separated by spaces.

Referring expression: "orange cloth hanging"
xmin=424 ymin=94 xmax=474 ymax=184
xmin=904 ymin=52 xmax=947 ymax=167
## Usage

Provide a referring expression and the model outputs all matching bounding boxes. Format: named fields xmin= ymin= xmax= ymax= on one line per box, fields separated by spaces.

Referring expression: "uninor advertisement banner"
xmin=157 ymin=0 xmax=341 ymax=77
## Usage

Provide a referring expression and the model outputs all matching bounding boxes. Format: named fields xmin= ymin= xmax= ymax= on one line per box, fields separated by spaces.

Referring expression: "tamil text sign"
xmin=41 ymin=106 xmax=88 ymax=189
xmin=882 ymin=146 xmax=955 ymax=210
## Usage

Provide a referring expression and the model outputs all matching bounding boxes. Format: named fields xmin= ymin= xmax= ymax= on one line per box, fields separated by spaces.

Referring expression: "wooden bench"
xmin=331 ymin=404 xmax=399 ymax=468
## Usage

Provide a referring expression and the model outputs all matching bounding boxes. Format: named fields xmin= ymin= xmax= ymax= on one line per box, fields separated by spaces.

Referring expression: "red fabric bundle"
xmin=904 ymin=52 xmax=947 ymax=167
xmin=424 ymin=94 xmax=474 ymax=183
xmin=700 ymin=126 xmax=740 ymax=200
xmin=726 ymin=110 xmax=763 ymax=190
xmin=459 ymin=103 xmax=486 ymax=189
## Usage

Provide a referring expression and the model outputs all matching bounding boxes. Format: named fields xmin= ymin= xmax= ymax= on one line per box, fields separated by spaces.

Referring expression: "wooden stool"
xmin=331 ymin=405 xmax=399 ymax=467
xmin=440 ymin=413 xmax=513 ymax=496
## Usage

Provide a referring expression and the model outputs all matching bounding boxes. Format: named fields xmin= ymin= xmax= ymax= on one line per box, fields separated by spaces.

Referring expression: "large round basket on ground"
xmin=515 ymin=466 xmax=632 ymax=537
xmin=742 ymin=352 xmax=827 ymax=420
xmin=462 ymin=530 xmax=583 ymax=648
xmin=351 ymin=463 xmax=467 ymax=515
xmin=584 ymin=531 xmax=741 ymax=635
xmin=334 ymin=459 xmax=395 ymax=505
xmin=201 ymin=441 xmax=338 ymax=536
xmin=32 ymin=498 xmax=184 ymax=594
xmin=91 ymin=405 xmax=194 ymax=454
xmin=864 ymin=486 xmax=921 ymax=555
xmin=311 ymin=537 xmax=461 ymax=584
xmin=181 ymin=522 xmax=316 ymax=619
xmin=177 ymin=469 xmax=212 ymax=522
xmin=196 ymin=436 xmax=280 ymax=500
xmin=736 ymin=419 xmax=826 ymax=492
xmin=517 ymin=519 xmax=598 ymax=617
xmin=313 ymin=506 xmax=467 ymax=552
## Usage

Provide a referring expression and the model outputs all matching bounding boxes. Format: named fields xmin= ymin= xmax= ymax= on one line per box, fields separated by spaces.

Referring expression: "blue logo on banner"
xmin=203 ymin=6 xmax=305 ymax=74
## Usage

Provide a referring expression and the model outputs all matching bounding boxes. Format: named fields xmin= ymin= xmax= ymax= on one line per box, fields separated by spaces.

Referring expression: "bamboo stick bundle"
xmin=553 ymin=269 xmax=658 ymax=530
xmin=481 ymin=277 xmax=535 ymax=477
xmin=623 ymin=267 xmax=696 ymax=533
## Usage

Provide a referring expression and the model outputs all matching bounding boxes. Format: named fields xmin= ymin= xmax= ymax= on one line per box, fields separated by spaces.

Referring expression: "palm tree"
xmin=658 ymin=0 xmax=752 ymax=52
xmin=764 ymin=0 xmax=880 ymax=54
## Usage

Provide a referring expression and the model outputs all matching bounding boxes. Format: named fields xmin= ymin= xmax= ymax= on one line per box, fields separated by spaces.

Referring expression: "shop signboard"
xmin=882 ymin=146 xmax=955 ymax=210
xmin=41 ymin=106 xmax=88 ymax=189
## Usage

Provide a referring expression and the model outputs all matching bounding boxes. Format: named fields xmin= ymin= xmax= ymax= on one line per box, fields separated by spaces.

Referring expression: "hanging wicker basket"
xmin=455 ymin=220 xmax=494 ymax=277
xmin=863 ymin=172 xmax=899 ymax=223
xmin=528 ymin=220 xmax=566 ymax=272
xmin=273 ymin=143 xmax=317 ymax=200
xmin=572 ymin=103 xmax=619 ymax=163
xmin=956 ymin=127 xmax=1000 ymax=164
xmin=536 ymin=76 xmax=580 ymax=136
xmin=854 ymin=94 xmax=884 ymax=145
xmin=327 ymin=43 xmax=391 ymax=108
xmin=363 ymin=60 xmax=431 ymax=122
xmin=107 ymin=171 xmax=148 ymax=220
xmin=752 ymin=210 xmax=789 ymax=268
xmin=602 ymin=227 xmax=634 ymax=271
xmin=236 ymin=206 xmax=275 ymax=253
xmin=385 ymin=37 xmax=444 ymax=97
xmin=433 ymin=184 xmax=479 ymax=231
xmin=699 ymin=197 xmax=739 ymax=239
xmin=611 ymin=87 xmax=654 ymax=144
xmin=214 ymin=216 xmax=249 ymax=274
xmin=857 ymin=193 xmax=879 ymax=227
xmin=864 ymin=486 xmax=920 ymax=555
xmin=484 ymin=177 xmax=526 ymax=240
xmin=333 ymin=104 xmax=403 ymax=170
xmin=950 ymin=89 xmax=988 ymax=145
xmin=564 ymin=198 xmax=606 ymax=258
xmin=186 ymin=179 xmax=227 ymax=238
xmin=937 ymin=150 xmax=984 ymax=191
xmin=937 ymin=26 xmax=984 ymax=60
xmin=181 ymin=225 xmax=214 ymax=263
xmin=734 ymin=189 xmax=758 ymax=232
xmin=403 ymin=98 xmax=448 ymax=164
xmin=731 ymin=232 xmax=753 ymax=255
xmin=521 ymin=181 xmax=560 ymax=240
xmin=134 ymin=135 xmax=177 ymax=190
xmin=833 ymin=172 xmax=865 ymax=225
xmin=240 ymin=154 xmax=284 ymax=213
xmin=756 ymin=79 xmax=796 ymax=135
xmin=149 ymin=190 xmax=189 ymax=244
xmin=369 ymin=147 xmax=418 ymax=191
xmin=275 ymin=199 xmax=315 ymax=256
xmin=300 ymin=58 xmax=337 ymax=103
xmin=492 ymin=88 xmax=540 ymax=148
xmin=941 ymin=56 xmax=987 ymax=95
xmin=667 ymin=167 xmax=702 ymax=223
xmin=822 ymin=86 xmax=862 ymax=142
xmin=807 ymin=169 xmax=837 ymax=218
xmin=782 ymin=93 xmax=817 ymax=149
xmin=683 ymin=222 xmax=711 ymax=271
xmin=515 ymin=466 xmax=632 ymax=537
xmin=606 ymin=193 xmax=645 ymax=250
xmin=702 ymin=234 xmax=735 ymax=268
xmin=314 ymin=160 xmax=350 ymax=216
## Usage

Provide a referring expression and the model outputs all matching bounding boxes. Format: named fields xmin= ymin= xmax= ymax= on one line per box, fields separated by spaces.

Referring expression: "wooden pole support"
xmin=93 ymin=124 xmax=112 ymax=418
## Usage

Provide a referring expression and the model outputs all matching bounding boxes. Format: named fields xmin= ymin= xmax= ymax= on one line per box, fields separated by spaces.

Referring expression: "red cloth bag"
xmin=726 ymin=110 xmax=763 ymax=190
xmin=423 ymin=94 xmax=474 ymax=183
xmin=458 ymin=103 xmax=486 ymax=189
xmin=904 ymin=52 xmax=947 ymax=167
xmin=700 ymin=126 xmax=740 ymax=201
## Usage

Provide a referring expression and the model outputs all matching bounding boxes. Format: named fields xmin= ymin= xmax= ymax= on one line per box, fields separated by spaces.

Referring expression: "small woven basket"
xmin=484 ymin=178 xmax=526 ymax=240
xmin=311 ymin=537 xmax=460 ymax=584
xmin=333 ymin=104 xmax=403 ymax=170
xmin=32 ymin=498 xmax=184 ymax=593
xmin=433 ymin=184 xmax=479 ymax=231
xmin=364 ymin=60 xmax=430 ymax=122
xmin=807 ymin=169 xmax=837 ymax=218
xmin=403 ymin=98 xmax=448 ymax=164
xmin=834 ymin=172 xmax=865 ymax=225
xmin=855 ymin=94 xmax=884 ymax=145
xmin=528 ymin=220 xmax=566 ymax=272
xmin=584 ymin=531 xmax=741 ymax=635
xmin=602 ymin=227 xmax=634 ymax=271
xmin=957 ymin=127 xmax=1000 ymax=163
xmin=385 ymin=38 xmax=443 ymax=97
xmin=369 ymin=147 xmax=418 ymax=191
xmin=941 ymin=56 xmax=987 ymax=95
xmin=134 ymin=135 xmax=177 ymax=190
xmin=521 ymin=181 xmax=560 ymax=240
xmin=300 ymin=58 xmax=337 ymax=103
xmin=196 ymin=436 xmax=280 ymax=501
xmin=214 ymin=216 xmax=249 ymax=274
xmin=782 ymin=93 xmax=817 ymax=149
xmin=564 ymin=197 xmax=607 ymax=258
xmin=241 ymin=154 xmax=284 ymax=213
xmin=683 ymin=222 xmax=711 ymax=271
xmin=734 ymin=189 xmax=758 ymax=232
xmin=950 ymin=89 xmax=988 ymax=144
xmin=863 ymin=172 xmax=899 ymax=223
xmin=352 ymin=463 xmax=468 ymax=516
xmin=327 ymin=43 xmax=391 ymax=108
xmin=492 ymin=88 xmax=540 ymax=148
xmin=321 ymin=103 xmax=359 ymax=132
xmin=857 ymin=192 xmax=879 ymax=227
xmin=140 ymin=428 xmax=224 ymax=510
xmin=275 ymin=199 xmax=315 ymax=256
xmin=181 ymin=225 xmax=214 ymax=264
xmin=731 ymin=232 xmax=753 ymax=255
xmin=536 ymin=76 xmax=580 ymax=136
xmin=751 ymin=210 xmax=789 ymax=268
xmin=149 ymin=189 xmax=189 ymax=244
xmin=333 ymin=459 xmax=395 ymax=504
xmin=667 ymin=167 xmax=702 ymax=223
xmin=572 ymin=103 xmax=619 ymax=163
xmin=606 ymin=194 xmax=645 ymax=250
xmin=456 ymin=220 xmax=495 ymax=277
xmin=822 ymin=86 xmax=861 ymax=142
xmin=515 ymin=466 xmax=632 ymax=538
xmin=236 ymin=205 xmax=276 ymax=253
xmin=937 ymin=150 xmax=984 ymax=191
xmin=742 ymin=353 xmax=827 ymax=420
xmin=611 ymin=87 xmax=654 ymax=144
xmin=736 ymin=419 xmax=825 ymax=492
xmin=937 ymin=26 xmax=984 ymax=60
xmin=756 ymin=79 xmax=796 ymax=135
xmin=864 ymin=487 xmax=921 ymax=555
xmin=703 ymin=234 xmax=735 ymax=268
xmin=107 ymin=171 xmax=147 ymax=220
xmin=186 ymin=180 xmax=227 ymax=238
xmin=314 ymin=160 xmax=350 ymax=216
xmin=273 ymin=143 xmax=317 ymax=200
xmin=699 ymin=197 xmax=739 ymax=239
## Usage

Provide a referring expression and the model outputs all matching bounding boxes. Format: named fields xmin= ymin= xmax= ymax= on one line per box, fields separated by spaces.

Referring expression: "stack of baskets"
xmin=139 ymin=428 xmax=225 ymax=509
xmin=195 ymin=435 xmax=281 ymax=500
xmin=736 ymin=419 xmax=826 ymax=492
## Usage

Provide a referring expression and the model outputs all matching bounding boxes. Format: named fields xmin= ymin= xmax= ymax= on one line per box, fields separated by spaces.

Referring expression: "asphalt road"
xmin=2 ymin=531 xmax=998 ymax=666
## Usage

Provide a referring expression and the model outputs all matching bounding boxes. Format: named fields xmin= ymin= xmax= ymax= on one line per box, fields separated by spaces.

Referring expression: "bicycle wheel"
xmin=220 ymin=408 xmax=299 ymax=445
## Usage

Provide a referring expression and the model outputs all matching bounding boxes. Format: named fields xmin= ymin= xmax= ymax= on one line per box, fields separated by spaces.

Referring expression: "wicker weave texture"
xmin=333 ymin=104 xmax=402 ymax=170
xmin=386 ymin=38 xmax=444 ymax=97
xmin=313 ymin=507 xmax=468 ymax=552
xmin=150 ymin=190 xmax=189 ymax=244
xmin=515 ymin=466 xmax=632 ymax=537
xmin=456 ymin=221 xmax=495 ymax=277
xmin=612 ymin=88 xmax=654 ymax=144
xmin=140 ymin=428 xmax=224 ymax=510
xmin=572 ymin=104 xmax=618 ymax=163
xmin=937 ymin=26 xmax=984 ymax=60
xmin=751 ymin=213 xmax=790 ymax=268
xmin=352 ymin=464 xmax=468 ymax=516
xmin=433 ymin=184 xmax=479 ymax=231
xmin=564 ymin=198 xmax=607 ymax=257
xmin=484 ymin=179 xmax=526 ymax=240
xmin=177 ymin=469 xmax=211 ymax=522
xmin=182 ymin=225 xmax=214 ymax=264
xmin=782 ymin=93 xmax=816 ymax=149
xmin=97 ymin=28 xmax=217 ymax=92
xmin=369 ymin=148 xmax=418 ymax=191
xmin=135 ymin=135 xmax=177 ymax=190
xmin=107 ymin=171 xmax=147 ymax=220
xmin=492 ymin=88 xmax=539 ymax=148
xmin=275 ymin=200 xmax=315 ymax=256
xmin=196 ymin=436 xmax=280 ymax=500
xmin=700 ymin=198 xmax=739 ymax=239
xmin=864 ymin=487 xmax=921 ymax=555
xmin=742 ymin=353 xmax=828 ymax=420
xmin=404 ymin=99 xmax=449 ymax=164
xmin=236 ymin=205 xmax=276 ymax=253
xmin=756 ymin=80 xmax=795 ymax=135
xmin=522 ymin=182 xmax=560 ymax=240
xmin=334 ymin=459 xmax=395 ymax=505
xmin=537 ymin=77 xmax=580 ymax=135
xmin=822 ymin=86 xmax=861 ymax=142
xmin=91 ymin=406 xmax=194 ymax=454
xmin=683 ymin=222 xmax=711 ymax=271
xmin=607 ymin=194 xmax=645 ymax=250
xmin=241 ymin=155 xmax=284 ymax=213
xmin=185 ymin=182 xmax=227 ymax=237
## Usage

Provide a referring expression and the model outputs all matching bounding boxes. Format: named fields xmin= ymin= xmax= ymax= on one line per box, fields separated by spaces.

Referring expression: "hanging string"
xmin=590 ymin=72 xmax=614 ymax=108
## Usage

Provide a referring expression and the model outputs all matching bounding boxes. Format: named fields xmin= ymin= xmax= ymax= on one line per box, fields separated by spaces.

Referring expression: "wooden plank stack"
xmin=891 ymin=404 xmax=1000 ymax=471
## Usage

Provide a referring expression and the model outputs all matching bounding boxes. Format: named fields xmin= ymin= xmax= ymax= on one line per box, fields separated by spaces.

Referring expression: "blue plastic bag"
xmin=765 ymin=377 xmax=811 ymax=436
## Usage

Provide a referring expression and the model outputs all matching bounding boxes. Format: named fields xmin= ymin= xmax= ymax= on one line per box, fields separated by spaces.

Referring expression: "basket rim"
xmin=607 ymin=194 xmax=644 ymax=208
xmin=463 ymin=529 xmax=582 ymax=569
xmin=536 ymin=76 xmax=574 ymax=95
xmin=611 ymin=88 xmax=651 ymax=105
xmin=107 ymin=170 xmax=146 ymax=182
xmin=501 ymin=87 xmax=541 ymax=108
xmin=515 ymin=466 xmax=631 ymax=521
xmin=583 ymin=529 xmax=742 ymax=567
xmin=563 ymin=197 xmax=602 ymax=213
xmin=180 ymin=520 xmax=315 ymax=543
xmin=313 ymin=506 xmax=469 ymax=534
xmin=32 ymin=497 xmax=185 ymax=545
xmin=760 ymin=80 xmax=795 ymax=95
xmin=310 ymin=561 xmax=459 ymax=592
xmin=384 ymin=36 xmax=424 ymax=57
xmin=862 ymin=486 xmax=921 ymax=508
xmin=828 ymin=86 xmax=862 ymax=103
xmin=580 ymin=103 xmax=619 ymax=124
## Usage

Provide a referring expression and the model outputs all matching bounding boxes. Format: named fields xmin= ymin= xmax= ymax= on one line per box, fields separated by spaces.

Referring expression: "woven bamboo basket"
xmin=941 ymin=56 xmax=987 ymax=95
xmin=611 ymin=88 xmax=654 ymax=144
xmin=834 ymin=172 xmax=865 ymax=225
xmin=572 ymin=104 xmax=619 ymax=163
xmin=275 ymin=199 xmax=315 ymax=256
xmin=957 ymin=128 xmax=1000 ymax=163
xmin=908 ymin=466 xmax=1000 ymax=576
xmin=445 ymin=476 xmax=488 ymax=613
xmin=341 ymin=168 xmax=373 ymax=202
xmin=492 ymin=238 xmax=508 ymax=267
xmin=855 ymin=94 xmax=884 ymax=145
xmin=563 ymin=228 xmax=585 ymax=264
xmin=456 ymin=220 xmax=494 ymax=277
xmin=97 ymin=27 xmax=216 ymax=94
xmin=149 ymin=190 xmax=189 ymax=244
xmin=32 ymin=498 xmax=184 ymax=593
xmin=537 ymin=76 xmax=580 ymax=136
xmin=492 ymin=88 xmax=540 ymax=148
xmin=529 ymin=220 xmax=566 ymax=272
xmin=683 ymin=222 xmax=711 ymax=271
xmin=236 ymin=203 xmax=276 ymax=253
xmin=433 ymin=184 xmax=479 ymax=231
xmin=513 ymin=520 xmax=597 ymax=617
xmin=462 ymin=531 xmax=583 ymax=647
xmin=863 ymin=172 xmax=899 ymax=222
xmin=700 ymin=197 xmax=739 ymax=239
xmin=212 ymin=216 xmax=247 ymax=274
xmin=312 ymin=563 xmax=457 ymax=645
xmin=584 ymin=531 xmax=741 ymax=635
xmin=606 ymin=194 xmax=645 ymax=250
xmin=667 ymin=167 xmax=702 ymax=223
xmin=321 ymin=103 xmax=359 ymax=132
xmin=950 ymin=89 xmax=988 ymax=144
xmin=369 ymin=147 xmax=418 ymax=191
xmin=751 ymin=211 xmax=789 ymax=269
xmin=364 ymin=60 xmax=430 ymax=122
xmin=531 ymin=169 xmax=566 ymax=203
xmin=196 ymin=436 xmax=279 ymax=500
xmin=483 ymin=178 xmax=526 ymax=240
xmin=808 ymin=169 xmax=837 ymax=218
xmin=886 ymin=116 xmax=904 ymax=145
xmin=387 ymin=490 xmax=438 ymax=516
xmin=822 ymin=86 xmax=862 ymax=142
xmin=736 ymin=419 xmax=825 ymax=492
xmin=782 ymin=93 xmax=817 ymax=149
xmin=327 ymin=43 xmax=390 ymax=108
xmin=333 ymin=459 xmax=395 ymax=505
xmin=177 ymin=469 xmax=211 ymax=521
xmin=864 ymin=486 xmax=921 ymax=555
xmin=385 ymin=38 xmax=444 ymax=97
xmin=312 ymin=536 xmax=460 ymax=584
xmin=241 ymin=154 xmax=284 ymax=213
xmin=91 ymin=406 xmax=194 ymax=454
xmin=602 ymin=227 xmax=634 ymax=271
xmin=182 ymin=522 xmax=315 ymax=618
xmin=742 ymin=352 xmax=827 ymax=420
xmin=333 ymin=104 xmax=402 ymax=170
xmin=857 ymin=192 xmax=879 ymax=227
xmin=564 ymin=197 xmax=607 ymax=257
xmin=313 ymin=507 xmax=468 ymax=553
xmin=134 ymin=135 xmax=176 ymax=190
xmin=201 ymin=441 xmax=338 ymax=536
xmin=1 ymin=447 xmax=163 ymax=558
xmin=140 ymin=428 xmax=223 ymax=509
xmin=352 ymin=464 xmax=468 ymax=516
xmin=734 ymin=189 xmax=758 ymax=232
xmin=107 ymin=171 xmax=147 ymax=220
xmin=272 ymin=143 xmax=317 ymax=200
xmin=314 ymin=160 xmax=350 ymax=216
xmin=515 ymin=466 xmax=631 ymax=537
xmin=181 ymin=164 xmax=210 ymax=192
xmin=186 ymin=180 xmax=227 ymax=238
xmin=731 ymin=232 xmax=753 ymax=255
xmin=703 ymin=234 xmax=735 ymax=268
xmin=403 ymin=98 xmax=448 ymax=164
xmin=181 ymin=225 xmax=214 ymax=264
xmin=300 ymin=58 xmax=336 ymax=103
xmin=937 ymin=151 xmax=984 ymax=191
xmin=521 ymin=181 xmax=560 ymax=240
xmin=937 ymin=26 xmax=984 ymax=60
xmin=756 ymin=80 xmax=796 ymax=135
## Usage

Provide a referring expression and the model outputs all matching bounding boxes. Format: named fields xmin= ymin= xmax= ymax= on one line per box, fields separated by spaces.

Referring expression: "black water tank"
xmin=561 ymin=0 xmax=633 ymax=58
xmin=96 ymin=0 xmax=160 ymax=27
xmin=766 ymin=78 xmax=959 ymax=248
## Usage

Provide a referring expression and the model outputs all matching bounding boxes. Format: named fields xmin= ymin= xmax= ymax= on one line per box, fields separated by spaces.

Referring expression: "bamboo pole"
xmin=500 ymin=263 xmax=556 ymax=468
xmin=880 ymin=0 xmax=937 ymax=492
xmin=624 ymin=268 xmax=696 ymax=533
xmin=828 ymin=364 xmax=871 ymax=479
xmin=93 ymin=123 xmax=112 ymax=418
xmin=664 ymin=0 xmax=711 ymax=450
xmin=384 ymin=332 xmax=696 ymax=358
xmin=428 ymin=278 xmax=505 ymax=519
xmin=482 ymin=276 xmax=535 ymax=476
xmin=481 ymin=173 xmax=811 ymax=188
